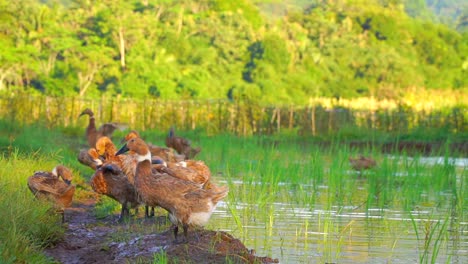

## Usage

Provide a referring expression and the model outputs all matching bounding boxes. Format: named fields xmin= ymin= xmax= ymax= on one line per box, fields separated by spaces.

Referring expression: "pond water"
xmin=208 ymin=157 xmax=468 ymax=263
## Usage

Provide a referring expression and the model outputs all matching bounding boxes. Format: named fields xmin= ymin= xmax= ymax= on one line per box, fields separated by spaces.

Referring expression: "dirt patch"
xmin=45 ymin=199 xmax=277 ymax=264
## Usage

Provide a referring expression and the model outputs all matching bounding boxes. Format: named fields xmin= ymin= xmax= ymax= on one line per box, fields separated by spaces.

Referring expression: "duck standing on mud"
xmin=90 ymin=136 xmax=155 ymax=219
xmin=116 ymin=137 xmax=228 ymax=243
xmin=89 ymin=162 xmax=142 ymax=222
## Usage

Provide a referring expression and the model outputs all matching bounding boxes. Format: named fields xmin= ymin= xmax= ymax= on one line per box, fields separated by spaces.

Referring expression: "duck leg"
xmin=145 ymin=205 xmax=155 ymax=218
xmin=173 ymin=224 xmax=179 ymax=243
xmin=183 ymin=224 xmax=189 ymax=243
xmin=173 ymin=224 xmax=189 ymax=244
xmin=118 ymin=202 xmax=129 ymax=222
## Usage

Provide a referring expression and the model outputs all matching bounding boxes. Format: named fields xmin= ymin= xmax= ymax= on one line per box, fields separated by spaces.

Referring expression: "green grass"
xmin=0 ymin=121 xmax=93 ymax=263
xmin=0 ymin=119 xmax=465 ymax=263
xmin=0 ymin=151 xmax=64 ymax=263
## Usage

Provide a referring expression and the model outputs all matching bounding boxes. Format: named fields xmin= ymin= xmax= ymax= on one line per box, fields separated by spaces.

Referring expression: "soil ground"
xmin=44 ymin=198 xmax=278 ymax=264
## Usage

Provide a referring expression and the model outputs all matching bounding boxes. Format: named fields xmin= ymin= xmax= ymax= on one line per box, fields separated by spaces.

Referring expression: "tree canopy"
xmin=0 ymin=0 xmax=466 ymax=105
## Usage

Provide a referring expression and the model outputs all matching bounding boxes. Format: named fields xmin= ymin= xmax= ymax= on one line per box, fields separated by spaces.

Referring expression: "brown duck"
xmin=165 ymin=126 xmax=201 ymax=159
xmin=95 ymin=136 xmax=138 ymax=185
xmin=77 ymin=148 xmax=102 ymax=170
xmin=90 ymin=162 xmax=141 ymax=222
xmin=27 ymin=165 xmax=76 ymax=222
xmin=96 ymin=136 xmax=156 ymax=218
xmin=349 ymin=155 xmax=377 ymax=175
xmin=124 ymin=130 xmax=185 ymax=162
xmin=153 ymin=157 xmax=212 ymax=189
xmin=79 ymin=108 xmax=126 ymax=148
xmin=116 ymin=137 xmax=228 ymax=243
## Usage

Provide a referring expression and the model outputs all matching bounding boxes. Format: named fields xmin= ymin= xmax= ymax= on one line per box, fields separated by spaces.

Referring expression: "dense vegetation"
xmin=0 ymin=0 xmax=466 ymax=105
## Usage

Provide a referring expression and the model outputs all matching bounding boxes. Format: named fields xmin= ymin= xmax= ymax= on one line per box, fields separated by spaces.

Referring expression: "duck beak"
xmin=64 ymin=179 xmax=72 ymax=185
xmin=115 ymin=144 xmax=129 ymax=156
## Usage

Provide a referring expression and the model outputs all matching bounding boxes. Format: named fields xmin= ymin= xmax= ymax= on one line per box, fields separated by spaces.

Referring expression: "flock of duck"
xmin=27 ymin=108 xmax=378 ymax=244
xmin=27 ymin=108 xmax=228 ymax=243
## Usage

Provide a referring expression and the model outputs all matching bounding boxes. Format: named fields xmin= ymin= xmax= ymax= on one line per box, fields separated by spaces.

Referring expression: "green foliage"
xmin=0 ymin=0 xmax=466 ymax=104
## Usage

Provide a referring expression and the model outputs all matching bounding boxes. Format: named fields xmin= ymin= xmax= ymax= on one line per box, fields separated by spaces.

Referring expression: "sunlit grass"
xmin=0 ymin=120 xmax=465 ymax=263
xmin=200 ymin=134 xmax=466 ymax=263
xmin=0 ymin=122 xmax=95 ymax=263
xmin=0 ymin=151 xmax=64 ymax=263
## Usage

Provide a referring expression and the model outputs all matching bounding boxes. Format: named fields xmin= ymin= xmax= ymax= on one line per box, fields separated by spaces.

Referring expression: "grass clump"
xmin=0 ymin=151 xmax=65 ymax=263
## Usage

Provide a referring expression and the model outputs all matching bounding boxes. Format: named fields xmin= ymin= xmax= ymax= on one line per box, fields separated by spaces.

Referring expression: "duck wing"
xmin=28 ymin=174 xmax=69 ymax=196
xmin=166 ymin=161 xmax=210 ymax=186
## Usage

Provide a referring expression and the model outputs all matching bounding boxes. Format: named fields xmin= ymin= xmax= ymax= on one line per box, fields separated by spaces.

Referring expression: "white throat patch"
xmin=137 ymin=151 xmax=152 ymax=162
xmin=51 ymin=167 xmax=58 ymax=177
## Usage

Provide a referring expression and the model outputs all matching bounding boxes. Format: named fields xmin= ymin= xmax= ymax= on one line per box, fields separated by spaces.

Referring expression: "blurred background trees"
xmin=0 ymin=0 xmax=466 ymax=104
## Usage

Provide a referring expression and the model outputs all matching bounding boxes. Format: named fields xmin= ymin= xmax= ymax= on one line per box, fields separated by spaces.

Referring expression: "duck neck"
xmin=88 ymin=116 xmax=96 ymax=132
xmin=135 ymin=151 xmax=152 ymax=178
xmin=135 ymin=159 xmax=152 ymax=181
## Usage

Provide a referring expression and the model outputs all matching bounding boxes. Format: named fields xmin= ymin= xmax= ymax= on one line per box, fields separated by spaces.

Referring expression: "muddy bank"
xmin=45 ymin=199 xmax=277 ymax=264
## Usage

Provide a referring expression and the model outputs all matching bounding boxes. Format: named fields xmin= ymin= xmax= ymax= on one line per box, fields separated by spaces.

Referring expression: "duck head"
xmin=52 ymin=165 xmax=73 ymax=185
xmin=88 ymin=148 xmax=103 ymax=168
xmin=121 ymin=130 xmax=140 ymax=144
xmin=79 ymin=108 xmax=94 ymax=117
xmin=96 ymin=136 xmax=114 ymax=156
xmin=116 ymin=137 xmax=151 ymax=162
xmin=168 ymin=126 xmax=175 ymax=138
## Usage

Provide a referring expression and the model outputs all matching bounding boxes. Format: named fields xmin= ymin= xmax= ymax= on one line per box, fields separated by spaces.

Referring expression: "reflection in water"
xmin=208 ymin=157 xmax=467 ymax=263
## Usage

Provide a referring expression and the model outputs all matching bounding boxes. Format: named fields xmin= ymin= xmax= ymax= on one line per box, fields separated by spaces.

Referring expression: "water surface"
xmin=208 ymin=157 xmax=468 ymax=263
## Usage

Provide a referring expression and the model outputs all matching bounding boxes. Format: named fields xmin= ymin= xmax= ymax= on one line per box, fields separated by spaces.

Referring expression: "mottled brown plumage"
xmin=90 ymin=163 xmax=141 ymax=221
xmin=153 ymin=159 xmax=212 ymax=188
xmin=77 ymin=148 xmax=102 ymax=170
xmin=27 ymin=165 xmax=76 ymax=222
xmin=349 ymin=155 xmax=377 ymax=172
xmin=116 ymin=137 xmax=228 ymax=243
xmin=98 ymin=135 xmax=156 ymax=217
xmin=165 ymin=127 xmax=201 ymax=160
xmin=124 ymin=130 xmax=185 ymax=162
xmin=95 ymin=136 xmax=121 ymax=163
xmin=79 ymin=108 xmax=126 ymax=148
